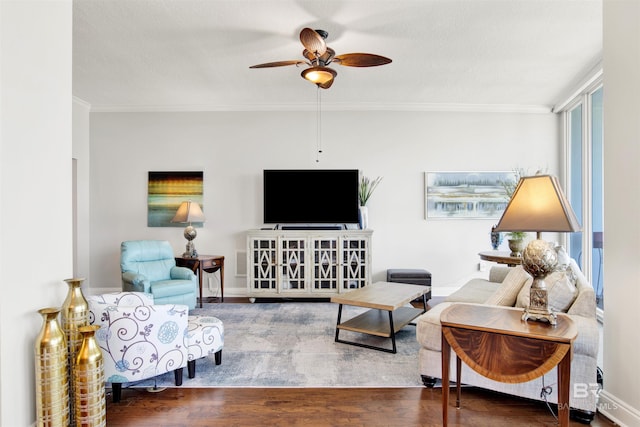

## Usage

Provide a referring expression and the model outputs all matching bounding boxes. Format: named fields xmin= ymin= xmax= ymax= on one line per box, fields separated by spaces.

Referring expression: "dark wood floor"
xmin=106 ymin=297 xmax=615 ymax=426
xmin=105 ymin=386 xmax=616 ymax=426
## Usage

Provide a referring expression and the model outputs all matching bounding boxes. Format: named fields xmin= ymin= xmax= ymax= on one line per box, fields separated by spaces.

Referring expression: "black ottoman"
xmin=386 ymin=269 xmax=432 ymax=302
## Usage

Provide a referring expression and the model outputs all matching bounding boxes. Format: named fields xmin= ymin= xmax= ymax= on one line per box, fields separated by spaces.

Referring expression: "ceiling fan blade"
xmin=333 ymin=53 xmax=392 ymax=67
xmin=249 ymin=60 xmax=308 ymax=69
xmin=300 ymin=27 xmax=327 ymax=57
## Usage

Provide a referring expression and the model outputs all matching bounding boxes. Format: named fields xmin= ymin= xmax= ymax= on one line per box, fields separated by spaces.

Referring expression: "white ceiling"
xmin=72 ymin=0 xmax=602 ymax=112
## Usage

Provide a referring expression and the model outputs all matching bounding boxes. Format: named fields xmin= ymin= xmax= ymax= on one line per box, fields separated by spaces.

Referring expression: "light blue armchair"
xmin=120 ymin=240 xmax=197 ymax=310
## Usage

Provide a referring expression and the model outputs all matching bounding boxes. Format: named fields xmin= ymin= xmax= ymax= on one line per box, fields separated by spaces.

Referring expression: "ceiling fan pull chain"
xmin=316 ymin=87 xmax=322 ymax=163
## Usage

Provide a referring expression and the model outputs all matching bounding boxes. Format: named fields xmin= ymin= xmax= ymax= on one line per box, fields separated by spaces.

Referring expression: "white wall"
xmin=89 ymin=110 xmax=559 ymax=296
xmin=0 ymin=1 xmax=73 ymax=426
xmin=600 ymin=1 xmax=640 ymax=425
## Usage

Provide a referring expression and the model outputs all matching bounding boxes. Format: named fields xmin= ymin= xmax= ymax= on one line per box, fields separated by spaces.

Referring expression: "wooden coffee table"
xmin=440 ymin=304 xmax=577 ymax=427
xmin=330 ymin=282 xmax=430 ymax=353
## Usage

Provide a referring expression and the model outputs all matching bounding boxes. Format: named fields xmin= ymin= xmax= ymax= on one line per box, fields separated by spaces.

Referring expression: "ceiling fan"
xmin=249 ymin=27 xmax=392 ymax=89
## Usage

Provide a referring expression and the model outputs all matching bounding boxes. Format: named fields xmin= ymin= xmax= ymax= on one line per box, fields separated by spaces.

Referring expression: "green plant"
xmin=359 ymin=175 xmax=382 ymax=206
xmin=507 ymin=231 xmax=527 ymax=240
xmin=500 ymin=168 xmax=525 ymax=199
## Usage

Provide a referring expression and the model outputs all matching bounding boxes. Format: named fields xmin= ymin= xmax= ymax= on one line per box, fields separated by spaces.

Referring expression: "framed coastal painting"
xmin=147 ymin=171 xmax=203 ymax=227
xmin=425 ymin=171 xmax=516 ymax=219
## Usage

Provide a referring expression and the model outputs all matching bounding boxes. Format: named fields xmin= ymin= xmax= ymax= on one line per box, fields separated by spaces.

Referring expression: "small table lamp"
xmin=493 ymin=175 xmax=581 ymax=325
xmin=171 ymin=200 xmax=206 ymax=258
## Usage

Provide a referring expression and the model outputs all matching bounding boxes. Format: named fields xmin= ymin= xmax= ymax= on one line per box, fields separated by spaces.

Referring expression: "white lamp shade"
xmin=171 ymin=200 xmax=205 ymax=223
xmin=494 ymin=175 xmax=581 ymax=233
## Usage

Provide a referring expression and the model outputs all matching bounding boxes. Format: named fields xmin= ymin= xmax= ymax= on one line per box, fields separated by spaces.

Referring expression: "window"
xmin=560 ymin=76 xmax=604 ymax=313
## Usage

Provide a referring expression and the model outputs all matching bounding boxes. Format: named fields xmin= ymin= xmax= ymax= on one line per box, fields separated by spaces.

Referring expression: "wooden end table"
xmin=175 ymin=255 xmax=224 ymax=307
xmin=478 ymin=250 xmax=522 ymax=266
xmin=440 ymin=304 xmax=577 ymax=426
xmin=330 ymin=282 xmax=430 ymax=353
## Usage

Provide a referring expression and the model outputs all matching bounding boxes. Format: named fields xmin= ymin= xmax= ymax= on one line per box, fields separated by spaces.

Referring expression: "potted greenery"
xmin=506 ymin=231 xmax=527 ymax=257
xmin=358 ymin=175 xmax=382 ymax=229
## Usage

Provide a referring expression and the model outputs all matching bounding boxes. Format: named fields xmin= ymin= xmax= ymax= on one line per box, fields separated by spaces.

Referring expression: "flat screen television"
xmin=263 ymin=169 xmax=359 ymax=225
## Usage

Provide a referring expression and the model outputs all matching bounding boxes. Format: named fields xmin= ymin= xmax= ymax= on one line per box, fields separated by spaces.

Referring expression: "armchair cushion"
xmin=151 ymin=279 xmax=196 ymax=299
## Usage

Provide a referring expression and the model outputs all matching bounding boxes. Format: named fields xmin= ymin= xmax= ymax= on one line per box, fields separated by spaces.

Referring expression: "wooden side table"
xmin=478 ymin=250 xmax=522 ymax=267
xmin=440 ymin=304 xmax=577 ymax=427
xmin=176 ymin=255 xmax=225 ymax=307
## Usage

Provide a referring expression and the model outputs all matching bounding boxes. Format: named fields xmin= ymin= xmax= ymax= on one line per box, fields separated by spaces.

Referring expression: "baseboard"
xmin=597 ymin=390 xmax=640 ymax=427
xmin=89 ymin=284 xmax=459 ymax=299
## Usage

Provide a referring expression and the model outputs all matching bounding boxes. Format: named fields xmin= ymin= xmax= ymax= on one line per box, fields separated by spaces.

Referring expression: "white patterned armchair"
xmin=87 ymin=292 xmax=189 ymax=402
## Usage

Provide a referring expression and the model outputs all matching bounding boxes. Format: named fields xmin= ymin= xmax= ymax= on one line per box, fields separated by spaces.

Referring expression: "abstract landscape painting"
xmin=425 ymin=171 xmax=516 ymax=219
xmin=147 ymin=171 xmax=203 ymax=227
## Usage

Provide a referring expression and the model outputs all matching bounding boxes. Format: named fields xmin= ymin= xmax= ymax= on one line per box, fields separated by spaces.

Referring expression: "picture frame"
xmin=147 ymin=171 xmax=204 ymax=227
xmin=425 ymin=171 xmax=516 ymax=219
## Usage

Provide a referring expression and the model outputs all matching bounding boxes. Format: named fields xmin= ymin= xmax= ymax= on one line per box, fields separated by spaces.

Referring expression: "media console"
xmin=277 ymin=224 xmax=346 ymax=230
xmin=247 ymin=229 xmax=373 ymax=299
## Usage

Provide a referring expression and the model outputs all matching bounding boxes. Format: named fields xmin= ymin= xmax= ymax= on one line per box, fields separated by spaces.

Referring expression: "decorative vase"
xmin=508 ymin=238 xmax=526 ymax=257
xmin=490 ymin=225 xmax=503 ymax=250
xmin=35 ymin=307 xmax=70 ymax=427
xmin=74 ymin=325 xmax=106 ymax=427
xmin=358 ymin=206 xmax=369 ymax=230
xmin=61 ymin=278 xmax=89 ymax=426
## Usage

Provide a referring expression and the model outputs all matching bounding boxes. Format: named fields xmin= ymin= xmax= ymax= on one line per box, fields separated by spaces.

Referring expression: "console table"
xmin=175 ymin=255 xmax=224 ymax=307
xmin=440 ymin=304 xmax=577 ymax=427
xmin=247 ymin=229 xmax=372 ymax=299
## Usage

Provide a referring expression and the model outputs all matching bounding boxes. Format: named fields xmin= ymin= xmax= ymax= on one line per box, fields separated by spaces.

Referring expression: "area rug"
xmin=133 ymin=302 xmax=424 ymax=388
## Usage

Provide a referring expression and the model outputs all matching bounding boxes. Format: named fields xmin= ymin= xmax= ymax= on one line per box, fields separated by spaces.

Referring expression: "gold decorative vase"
xmin=61 ymin=277 xmax=89 ymax=426
xmin=74 ymin=325 xmax=106 ymax=426
xmin=35 ymin=307 xmax=70 ymax=427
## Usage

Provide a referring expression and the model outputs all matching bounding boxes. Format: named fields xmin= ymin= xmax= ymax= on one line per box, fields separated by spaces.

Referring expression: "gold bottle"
xmin=35 ymin=307 xmax=69 ymax=427
xmin=61 ymin=277 xmax=89 ymax=426
xmin=74 ymin=325 xmax=106 ymax=426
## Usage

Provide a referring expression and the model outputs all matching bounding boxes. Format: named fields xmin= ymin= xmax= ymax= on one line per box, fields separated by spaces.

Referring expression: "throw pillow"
xmin=553 ymin=244 xmax=578 ymax=285
xmin=485 ymin=266 xmax=531 ymax=307
xmin=515 ymin=271 xmax=578 ymax=312
xmin=555 ymin=245 xmax=571 ymax=270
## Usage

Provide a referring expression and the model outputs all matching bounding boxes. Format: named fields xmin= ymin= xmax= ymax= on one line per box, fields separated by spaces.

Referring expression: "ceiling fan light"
xmin=301 ymin=66 xmax=337 ymax=86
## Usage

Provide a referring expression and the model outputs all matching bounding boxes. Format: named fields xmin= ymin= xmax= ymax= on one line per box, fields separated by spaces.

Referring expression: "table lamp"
xmin=493 ymin=175 xmax=581 ymax=325
xmin=171 ymin=200 xmax=206 ymax=258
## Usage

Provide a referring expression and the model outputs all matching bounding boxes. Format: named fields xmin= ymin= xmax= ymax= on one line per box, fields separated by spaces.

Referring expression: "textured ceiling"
xmin=72 ymin=0 xmax=602 ymax=112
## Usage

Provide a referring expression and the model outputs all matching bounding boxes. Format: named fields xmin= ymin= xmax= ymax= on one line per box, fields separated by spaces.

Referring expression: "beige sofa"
xmin=416 ymin=258 xmax=599 ymax=423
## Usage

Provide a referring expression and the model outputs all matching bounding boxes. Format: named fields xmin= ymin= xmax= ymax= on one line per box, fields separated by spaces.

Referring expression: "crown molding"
xmin=88 ymin=102 xmax=553 ymax=114
xmin=72 ymin=96 xmax=92 ymax=109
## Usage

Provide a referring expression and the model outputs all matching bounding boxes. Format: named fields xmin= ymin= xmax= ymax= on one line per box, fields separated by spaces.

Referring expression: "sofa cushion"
xmin=484 ymin=265 xmax=531 ymax=306
xmin=515 ymin=271 xmax=578 ymax=312
xmin=415 ymin=302 xmax=455 ymax=352
xmin=444 ymin=279 xmax=500 ymax=304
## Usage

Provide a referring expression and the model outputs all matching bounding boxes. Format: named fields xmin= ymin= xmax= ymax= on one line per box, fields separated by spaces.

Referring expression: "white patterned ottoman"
xmin=186 ymin=315 xmax=224 ymax=379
